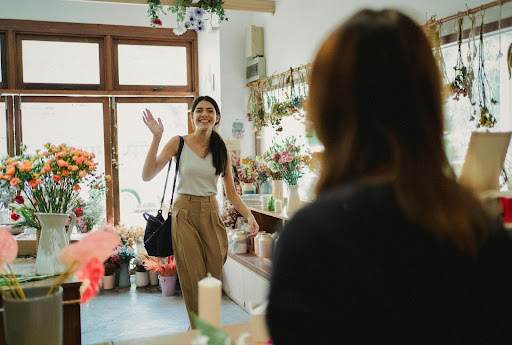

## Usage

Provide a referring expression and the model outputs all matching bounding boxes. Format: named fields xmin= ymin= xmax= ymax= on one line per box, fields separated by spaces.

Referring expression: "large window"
xmin=442 ymin=29 xmax=512 ymax=177
xmin=0 ymin=19 xmax=198 ymax=224
xmin=116 ymin=100 xmax=190 ymax=226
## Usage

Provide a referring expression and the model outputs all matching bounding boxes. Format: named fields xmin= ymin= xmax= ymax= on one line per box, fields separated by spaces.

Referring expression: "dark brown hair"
xmin=308 ymin=9 xmax=495 ymax=256
xmin=191 ymin=96 xmax=228 ymax=176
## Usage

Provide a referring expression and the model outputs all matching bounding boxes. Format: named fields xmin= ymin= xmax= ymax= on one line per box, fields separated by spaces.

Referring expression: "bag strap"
xmin=159 ymin=136 xmax=185 ymax=210
xmin=168 ymin=136 xmax=185 ymax=212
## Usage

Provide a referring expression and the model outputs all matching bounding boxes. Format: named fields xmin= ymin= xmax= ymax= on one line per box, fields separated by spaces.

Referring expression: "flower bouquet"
xmin=238 ymin=157 xmax=259 ymax=184
xmin=114 ymin=223 xmax=145 ymax=250
xmin=265 ymin=136 xmax=311 ymax=186
xmin=1 ymin=143 xmax=109 ymax=230
xmin=110 ymin=244 xmax=136 ymax=265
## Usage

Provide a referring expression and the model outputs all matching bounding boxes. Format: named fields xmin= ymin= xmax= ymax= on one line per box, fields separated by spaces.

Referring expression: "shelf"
xmin=227 ymin=251 xmax=272 ymax=281
xmin=248 ymin=206 xmax=291 ymax=220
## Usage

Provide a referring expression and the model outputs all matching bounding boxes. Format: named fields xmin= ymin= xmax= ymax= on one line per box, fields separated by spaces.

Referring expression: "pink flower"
xmin=76 ymin=257 xmax=104 ymax=305
xmin=272 ymin=153 xmax=279 ymax=162
xmin=278 ymin=154 xmax=288 ymax=164
xmin=285 ymin=153 xmax=295 ymax=163
xmin=59 ymin=224 xmax=120 ymax=274
xmin=0 ymin=228 xmax=18 ymax=273
xmin=283 ymin=166 xmax=288 ymax=172
xmin=15 ymin=195 xmax=24 ymax=204
xmin=287 ymin=145 xmax=294 ymax=151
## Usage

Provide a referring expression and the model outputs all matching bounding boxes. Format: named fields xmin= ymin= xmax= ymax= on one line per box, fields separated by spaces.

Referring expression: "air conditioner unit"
xmin=246 ymin=56 xmax=266 ymax=83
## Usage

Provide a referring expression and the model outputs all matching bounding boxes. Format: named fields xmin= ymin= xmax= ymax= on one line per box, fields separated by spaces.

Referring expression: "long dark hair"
xmin=191 ymin=96 xmax=228 ymax=176
xmin=307 ymin=9 xmax=495 ymax=256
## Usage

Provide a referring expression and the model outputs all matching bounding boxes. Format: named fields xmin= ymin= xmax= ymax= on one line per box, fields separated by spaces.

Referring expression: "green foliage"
xmin=191 ymin=313 xmax=236 ymax=345
xmin=81 ymin=188 xmax=106 ymax=231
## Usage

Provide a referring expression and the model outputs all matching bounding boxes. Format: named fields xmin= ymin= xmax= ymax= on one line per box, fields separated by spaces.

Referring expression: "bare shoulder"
xmin=162 ymin=135 xmax=182 ymax=158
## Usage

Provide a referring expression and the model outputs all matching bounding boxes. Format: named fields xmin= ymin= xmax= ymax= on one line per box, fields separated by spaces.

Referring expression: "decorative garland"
xmin=147 ymin=0 xmax=227 ymax=35
xmin=247 ymin=65 xmax=310 ymax=138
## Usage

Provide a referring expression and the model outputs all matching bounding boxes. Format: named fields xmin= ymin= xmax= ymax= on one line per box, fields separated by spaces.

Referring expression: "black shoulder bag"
xmin=143 ymin=136 xmax=184 ymax=257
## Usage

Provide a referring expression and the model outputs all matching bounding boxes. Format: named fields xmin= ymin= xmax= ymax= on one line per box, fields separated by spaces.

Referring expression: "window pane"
xmin=21 ymin=102 xmax=107 ymax=230
xmin=117 ymin=103 xmax=188 ymax=226
xmin=442 ymin=30 xmax=512 ymax=177
xmin=118 ymin=44 xmax=187 ymax=86
xmin=0 ymin=102 xmax=6 ymax=157
xmin=22 ymin=40 xmax=100 ymax=84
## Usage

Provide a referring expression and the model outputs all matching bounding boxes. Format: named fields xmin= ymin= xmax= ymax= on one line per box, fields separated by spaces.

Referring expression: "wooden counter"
xmin=112 ymin=322 xmax=268 ymax=345
xmin=0 ymin=259 xmax=82 ymax=345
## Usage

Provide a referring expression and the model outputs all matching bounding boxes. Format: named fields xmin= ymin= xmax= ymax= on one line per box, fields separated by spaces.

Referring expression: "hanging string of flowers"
xmin=471 ymin=13 xmax=498 ymax=128
xmin=247 ymin=64 xmax=310 ymax=138
xmin=450 ymin=16 xmax=473 ymax=101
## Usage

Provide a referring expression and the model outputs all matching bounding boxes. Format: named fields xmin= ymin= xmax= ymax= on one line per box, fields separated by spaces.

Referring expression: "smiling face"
xmin=191 ymin=100 xmax=220 ymax=132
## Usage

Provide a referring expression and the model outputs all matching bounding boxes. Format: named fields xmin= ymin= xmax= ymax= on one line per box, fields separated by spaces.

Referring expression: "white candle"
xmin=198 ymin=273 xmax=222 ymax=327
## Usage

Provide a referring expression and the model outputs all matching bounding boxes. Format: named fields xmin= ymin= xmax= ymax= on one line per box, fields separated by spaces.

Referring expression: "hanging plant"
xmin=424 ymin=17 xmax=452 ymax=100
xmin=471 ymin=14 xmax=498 ymax=128
xmin=450 ymin=17 xmax=473 ymax=101
xmin=147 ymin=0 xmax=227 ymax=35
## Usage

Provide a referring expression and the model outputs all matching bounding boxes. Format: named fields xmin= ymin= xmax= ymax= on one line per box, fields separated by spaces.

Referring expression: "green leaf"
xmin=191 ymin=313 xmax=236 ymax=345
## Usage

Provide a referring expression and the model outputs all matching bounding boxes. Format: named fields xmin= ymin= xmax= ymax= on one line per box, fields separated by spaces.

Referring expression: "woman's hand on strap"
xmin=142 ymin=108 xmax=164 ymax=138
xmin=247 ymin=215 xmax=259 ymax=238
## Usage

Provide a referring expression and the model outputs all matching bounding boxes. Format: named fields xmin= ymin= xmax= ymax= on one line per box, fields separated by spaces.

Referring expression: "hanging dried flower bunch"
xmin=451 ymin=17 xmax=473 ymax=101
xmin=471 ymin=14 xmax=498 ymax=128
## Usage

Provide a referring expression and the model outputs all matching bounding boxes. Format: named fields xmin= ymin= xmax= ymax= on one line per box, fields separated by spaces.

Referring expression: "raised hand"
xmin=142 ymin=108 xmax=164 ymax=137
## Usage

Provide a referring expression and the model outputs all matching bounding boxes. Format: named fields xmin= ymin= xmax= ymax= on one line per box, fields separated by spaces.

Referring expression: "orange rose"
xmin=44 ymin=151 xmax=51 ymax=156
xmin=36 ymin=179 xmax=43 ymax=185
xmin=40 ymin=169 xmax=46 ymax=174
xmin=10 ymin=177 xmax=19 ymax=186
xmin=53 ymin=175 xmax=61 ymax=182
xmin=51 ymin=146 xmax=59 ymax=152
xmin=70 ymin=165 xmax=79 ymax=171
xmin=78 ymin=171 xmax=87 ymax=178
xmin=57 ymin=160 xmax=67 ymax=167
xmin=62 ymin=169 xmax=69 ymax=177
xmin=43 ymin=165 xmax=52 ymax=172
xmin=0 ymin=173 xmax=3 ymax=179
xmin=90 ymin=153 xmax=96 ymax=158
xmin=6 ymin=165 xmax=15 ymax=175
xmin=74 ymin=156 xmax=85 ymax=165
xmin=28 ymin=180 xmax=37 ymax=187
xmin=48 ymin=159 xmax=54 ymax=165
xmin=73 ymin=185 xmax=81 ymax=191
xmin=6 ymin=158 xmax=12 ymax=164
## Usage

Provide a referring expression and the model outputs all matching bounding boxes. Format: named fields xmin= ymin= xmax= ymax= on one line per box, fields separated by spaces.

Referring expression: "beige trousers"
xmin=171 ymin=194 xmax=228 ymax=326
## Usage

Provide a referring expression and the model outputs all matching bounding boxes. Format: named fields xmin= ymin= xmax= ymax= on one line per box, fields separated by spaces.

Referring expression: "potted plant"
xmin=142 ymin=255 xmax=177 ymax=296
xmin=103 ymin=260 xmax=117 ymax=290
xmin=133 ymin=255 xmax=149 ymax=287
xmin=147 ymin=0 xmax=227 ymax=35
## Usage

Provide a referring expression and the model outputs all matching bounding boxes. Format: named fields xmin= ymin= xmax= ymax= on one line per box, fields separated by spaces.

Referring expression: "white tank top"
xmin=176 ymin=142 xmax=219 ymax=196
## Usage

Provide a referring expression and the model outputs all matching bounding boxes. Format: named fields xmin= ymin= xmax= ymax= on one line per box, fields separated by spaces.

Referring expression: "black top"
xmin=266 ymin=183 xmax=512 ymax=344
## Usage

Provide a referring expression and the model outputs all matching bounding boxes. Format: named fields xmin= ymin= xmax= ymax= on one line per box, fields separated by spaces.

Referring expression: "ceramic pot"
xmin=135 ymin=271 xmax=149 ymax=287
xmin=149 ymin=271 xmax=159 ymax=286
xmin=286 ymin=185 xmax=301 ymax=215
xmin=242 ymin=182 xmax=256 ymax=194
xmin=272 ymin=180 xmax=284 ymax=202
xmin=103 ymin=275 xmax=114 ymax=290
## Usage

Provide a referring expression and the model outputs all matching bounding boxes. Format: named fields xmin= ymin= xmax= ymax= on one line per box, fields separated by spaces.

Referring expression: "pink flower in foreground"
xmin=59 ymin=224 xmax=120 ymax=274
xmin=0 ymin=228 xmax=18 ymax=274
xmin=76 ymin=257 xmax=104 ymax=305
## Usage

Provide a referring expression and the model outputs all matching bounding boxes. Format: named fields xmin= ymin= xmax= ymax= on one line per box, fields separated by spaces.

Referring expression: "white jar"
xmin=232 ymin=230 xmax=247 ymax=254
xmin=274 ymin=199 xmax=283 ymax=213
xmin=259 ymin=234 xmax=274 ymax=258
xmin=254 ymin=231 xmax=266 ymax=256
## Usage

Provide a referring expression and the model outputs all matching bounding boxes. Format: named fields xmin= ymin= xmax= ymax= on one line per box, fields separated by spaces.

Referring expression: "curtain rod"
xmin=425 ymin=0 xmax=512 ymax=27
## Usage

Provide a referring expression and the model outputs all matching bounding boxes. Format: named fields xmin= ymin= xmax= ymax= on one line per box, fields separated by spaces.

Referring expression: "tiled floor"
xmin=81 ymin=276 xmax=250 ymax=345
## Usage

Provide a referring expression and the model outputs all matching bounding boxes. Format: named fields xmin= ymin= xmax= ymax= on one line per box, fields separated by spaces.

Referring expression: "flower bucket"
xmin=118 ymin=262 xmax=131 ymax=288
xmin=149 ymin=271 xmax=159 ymax=286
xmin=103 ymin=275 xmax=114 ymax=290
xmin=159 ymin=275 xmax=177 ymax=296
xmin=135 ymin=271 xmax=149 ymax=287
xmin=2 ymin=286 xmax=63 ymax=345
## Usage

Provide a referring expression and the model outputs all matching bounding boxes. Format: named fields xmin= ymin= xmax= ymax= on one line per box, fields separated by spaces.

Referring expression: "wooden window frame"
xmin=17 ymin=96 xmax=114 ymax=222
xmin=0 ymin=33 xmax=6 ymax=90
xmin=113 ymin=39 xmax=196 ymax=93
xmin=15 ymin=34 xmax=105 ymax=91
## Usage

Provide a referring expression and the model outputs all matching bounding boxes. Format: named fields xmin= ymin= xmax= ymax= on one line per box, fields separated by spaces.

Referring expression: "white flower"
xmin=173 ymin=26 xmax=187 ymax=36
